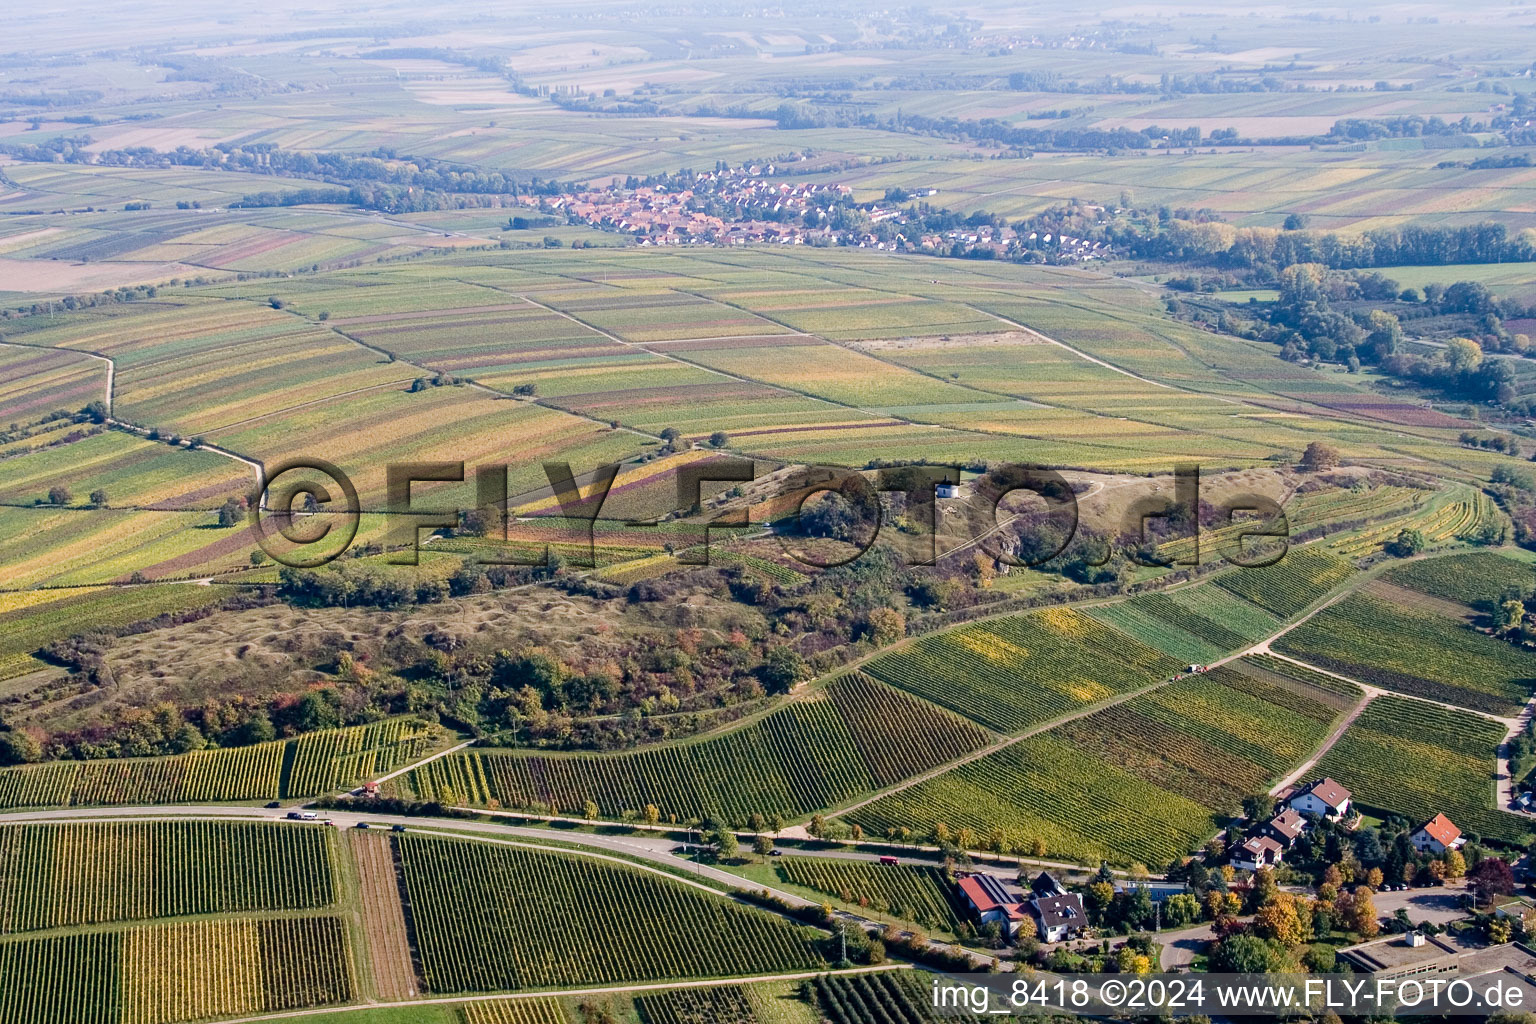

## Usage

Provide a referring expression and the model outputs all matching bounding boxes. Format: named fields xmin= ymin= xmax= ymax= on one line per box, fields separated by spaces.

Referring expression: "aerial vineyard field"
xmin=812 ymin=971 xmax=940 ymax=1024
xmin=1214 ymin=547 xmax=1357 ymax=617
xmin=1275 ymin=593 xmax=1535 ymax=716
xmin=776 ymin=856 xmax=962 ymax=931
xmin=0 ymin=916 xmax=353 ymax=1024
xmin=1234 ymin=654 xmax=1364 ymax=703
xmin=633 ymin=983 xmax=821 ymax=1024
xmin=286 ymin=718 xmax=434 ymax=797
xmin=0 ymin=820 xmax=335 ymax=933
xmin=394 ymin=675 xmax=985 ymax=826
xmin=1382 ymin=551 xmax=1536 ymax=608
xmin=1315 ymin=696 xmax=1531 ymax=845
xmin=394 ymin=835 xmax=822 ymax=991
xmin=845 ymin=667 xmax=1341 ymax=865
xmin=1090 ymin=587 xmax=1274 ymax=663
xmin=462 ymin=998 xmax=571 ymax=1024
xmin=1327 ymin=488 xmax=1500 ymax=558
xmin=0 ymin=718 xmax=433 ymax=808
xmin=863 ymin=607 xmax=1179 ymax=732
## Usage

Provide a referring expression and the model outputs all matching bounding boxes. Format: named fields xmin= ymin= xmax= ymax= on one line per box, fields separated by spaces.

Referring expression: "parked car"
xmin=265 ymin=801 xmax=281 ymax=808
xmin=299 ymin=811 xmax=318 ymax=820
xmin=355 ymin=822 xmax=371 ymax=829
xmin=768 ymin=849 xmax=783 ymax=857
xmin=391 ymin=824 xmax=406 ymax=833
xmin=286 ymin=811 xmax=302 ymax=820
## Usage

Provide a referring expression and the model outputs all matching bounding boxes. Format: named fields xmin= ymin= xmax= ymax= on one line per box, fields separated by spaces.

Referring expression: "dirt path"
xmin=369 ymin=738 xmax=475 ymax=788
xmin=348 ymin=829 xmax=420 ymax=1001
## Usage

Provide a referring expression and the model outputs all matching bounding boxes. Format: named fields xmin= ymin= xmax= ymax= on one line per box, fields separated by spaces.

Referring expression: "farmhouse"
xmin=1410 ymin=813 xmax=1465 ymax=855
xmin=1231 ymin=835 xmax=1285 ymax=872
xmin=1288 ymin=777 xmax=1353 ymax=820
xmin=957 ymin=873 xmax=1027 ymax=938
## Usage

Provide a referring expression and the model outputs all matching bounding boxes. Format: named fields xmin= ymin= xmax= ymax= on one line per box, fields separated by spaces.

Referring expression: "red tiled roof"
xmin=1418 ymin=813 xmax=1462 ymax=846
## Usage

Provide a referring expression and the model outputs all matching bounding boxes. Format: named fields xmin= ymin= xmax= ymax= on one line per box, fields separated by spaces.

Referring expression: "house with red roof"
xmin=1410 ymin=813 xmax=1465 ymax=856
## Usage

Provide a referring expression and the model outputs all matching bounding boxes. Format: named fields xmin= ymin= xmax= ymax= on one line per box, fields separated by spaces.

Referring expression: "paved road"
xmin=0 ymin=802 xmax=997 ymax=967
xmin=195 ymin=964 xmax=911 ymax=1024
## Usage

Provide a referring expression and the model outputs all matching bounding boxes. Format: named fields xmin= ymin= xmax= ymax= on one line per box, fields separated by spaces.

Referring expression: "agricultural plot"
xmin=348 ymin=830 xmax=420 ymax=1002
xmin=1275 ymin=593 xmax=1536 ymax=716
xmin=845 ymin=667 xmax=1341 ymax=865
xmin=1234 ymin=654 xmax=1364 ymax=703
xmin=286 ymin=718 xmax=434 ymax=798
xmin=1381 ymin=551 xmax=1536 ymax=608
xmin=0 ymin=343 xmax=105 ymax=426
xmin=393 ymin=674 xmax=987 ymax=825
xmin=0 ymin=820 xmax=335 ymax=933
xmin=204 ymin=381 xmax=644 ymax=507
xmin=0 ymin=718 xmax=434 ymax=808
xmin=394 ymin=835 xmax=822 ymax=991
xmin=1089 ymin=587 xmax=1281 ymax=663
xmin=463 ymin=999 xmax=571 ymax=1024
xmin=0 ymin=916 xmax=353 ymax=1024
xmin=0 ymin=429 xmax=248 ymax=510
xmin=1315 ymin=696 xmax=1531 ymax=845
xmin=776 ymin=857 xmax=962 ymax=931
xmin=812 ymin=969 xmax=941 ymax=1024
xmin=863 ymin=607 xmax=1180 ymax=733
xmin=634 ymin=983 xmax=819 ymax=1024
xmin=1327 ymin=487 xmax=1500 ymax=558
xmin=1214 ymin=547 xmax=1357 ymax=617
xmin=654 ymin=335 xmax=998 ymax=409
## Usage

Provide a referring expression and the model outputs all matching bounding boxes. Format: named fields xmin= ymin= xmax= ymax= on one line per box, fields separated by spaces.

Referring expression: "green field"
xmin=862 ymin=607 xmax=1180 ymax=733
xmin=1275 ymin=593 xmax=1536 ymax=716
xmin=1381 ymin=551 xmax=1536 ymax=608
xmin=0 ymin=820 xmax=335 ymax=933
xmin=394 ymin=834 xmax=823 ymax=991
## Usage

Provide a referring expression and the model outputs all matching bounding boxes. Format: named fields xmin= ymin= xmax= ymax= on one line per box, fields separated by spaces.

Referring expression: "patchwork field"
xmin=862 ymin=607 xmax=1180 ymax=733
xmin=0 ymin=820 xmax=335 ymax=933
xmin=843 ymin=666 xmax=1345 ymax=865
xmin=1381 ymin=551 xmax=1536 ymax=609
xmin=0 ymin=719 xmax=434 ymax=809
xmin=0 ymin=915 xmax=353 ymax=1024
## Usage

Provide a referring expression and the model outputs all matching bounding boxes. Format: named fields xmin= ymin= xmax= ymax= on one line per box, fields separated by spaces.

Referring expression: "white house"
xmin=1410 ymin=813 xmax=1465 ymax=855
xmin=1232 ymin=835 xmax=1285 ymax=872
xmin=935 ymin=481 xmax=961 ymax=499
xmin=1028 ymin=891 xmax=1088 ymax=943
xmin=1288 ymin=777 xmax=1353 ymax=821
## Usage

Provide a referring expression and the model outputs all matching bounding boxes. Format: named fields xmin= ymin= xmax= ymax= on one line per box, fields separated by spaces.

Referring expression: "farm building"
xmin=1112 ymin=880 xmax=1190 ymax=903
xmin=1288 ymin=777 xmax=1353 ymax=820
xmin=1410 ymin=813 xmax=1466 ymax=855
xmin=957 ymin=873 xmax=1027 ymax=938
